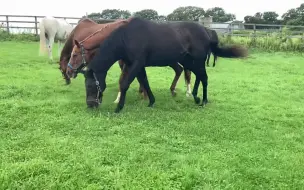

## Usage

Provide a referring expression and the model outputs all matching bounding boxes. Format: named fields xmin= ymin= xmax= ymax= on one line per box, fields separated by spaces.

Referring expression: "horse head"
xmin=66 ymin=39 xmax=98 ymax=79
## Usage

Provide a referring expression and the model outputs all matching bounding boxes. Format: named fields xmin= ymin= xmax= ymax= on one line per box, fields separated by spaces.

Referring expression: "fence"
xmin=1 ymin=14 xmax=304 ymax=38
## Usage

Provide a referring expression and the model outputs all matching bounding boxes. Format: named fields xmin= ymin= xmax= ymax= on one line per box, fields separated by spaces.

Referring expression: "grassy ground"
xmin=1 ymin=41 xmax=304 ymax=189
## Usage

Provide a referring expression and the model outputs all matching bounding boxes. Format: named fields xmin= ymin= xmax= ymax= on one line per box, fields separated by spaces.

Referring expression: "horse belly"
xmin=146 ymin=52 xmax=179 ymax=67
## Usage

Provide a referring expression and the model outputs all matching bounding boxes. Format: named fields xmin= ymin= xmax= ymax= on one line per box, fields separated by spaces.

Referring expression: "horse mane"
xmin=59 ymin=18 xmax=97 ymax=62
xmin=59 ymin=29 xmax=75 ymax=62
xmin=81 ymin=18 xmax=132 ymax=50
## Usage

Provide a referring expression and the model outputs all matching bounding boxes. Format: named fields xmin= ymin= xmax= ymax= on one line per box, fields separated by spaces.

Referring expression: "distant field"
xmin=1 ymin=41 xmax=304 ymax=189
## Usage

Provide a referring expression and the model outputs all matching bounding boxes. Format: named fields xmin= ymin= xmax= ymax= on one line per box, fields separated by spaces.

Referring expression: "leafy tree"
xmin=87 ymin=12 xmax=102 ymax=20
xmin=205 ymin=7 xmax=235 ymax=22
xmin=133 ymin=9 xmax=159 ymax=20
xmin=282 ymin=8 xmax=298 ymax=24
xmin=167 ymin=6 xmax=205 ymax=21
xmin=262 ymin=12 xmax=279 ymax=24
xmin=282 ymin=3 xmax=304 ymax=26
xmin=157 ymin=15 xmax=167 ymax=22
xmin=100 ymin=9 xmax=131 ymax=19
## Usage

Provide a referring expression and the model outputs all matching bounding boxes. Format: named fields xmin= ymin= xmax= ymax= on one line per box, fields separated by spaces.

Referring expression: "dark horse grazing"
xmin=60 ymin=18 xmax=193 ymax=106
xmin=206 ymin=28 xmax=219 ymax=67
xmin=67 ymin=17 xmax=247 ymax=113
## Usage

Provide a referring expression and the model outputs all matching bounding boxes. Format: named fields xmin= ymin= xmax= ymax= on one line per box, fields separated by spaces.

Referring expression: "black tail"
xmin=209 ymin=41 xmax=248 ymax=58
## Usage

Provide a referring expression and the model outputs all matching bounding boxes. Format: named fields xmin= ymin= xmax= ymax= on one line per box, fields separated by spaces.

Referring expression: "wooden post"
xmin=5 ymin=16 xmax=9 ymax=33
xmin=34 ymin=16 xmax=38 ymax=36
xmin=253 ymin=24 xmax=256 ymax=35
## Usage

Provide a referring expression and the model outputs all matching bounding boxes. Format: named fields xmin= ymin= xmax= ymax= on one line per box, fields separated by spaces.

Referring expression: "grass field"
xmin=1 ymin=41 xmax=304 ymax=189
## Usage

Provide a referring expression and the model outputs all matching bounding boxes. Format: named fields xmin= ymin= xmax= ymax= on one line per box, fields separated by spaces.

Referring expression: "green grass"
xmin=1 ymin=41 xmax=304 ymax=189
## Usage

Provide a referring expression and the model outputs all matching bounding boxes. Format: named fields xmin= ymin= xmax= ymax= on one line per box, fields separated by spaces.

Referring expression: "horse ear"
xmin=74 ymin=40 xmax=81 ymax=48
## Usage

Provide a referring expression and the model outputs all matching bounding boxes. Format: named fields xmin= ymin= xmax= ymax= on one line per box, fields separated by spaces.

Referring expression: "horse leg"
xmin=213 ymin=54 xmax=217 ymax=67
xmin=114 ymin=60 xmax=127 ymax=103
xmin=191 ymin=73 xmax=201 ymax=104
xmin=169 ymin=63 xmax=183 ymax=97
xmin=206 ymin=50 xmax=211 ymax=67
xmin=58 ymin=41 xmax=62 ymax=57
xmin=136 ymin=68 xmax=155 ymax=107
xmin=194 ymin=58 xmax=208 ymax=106
xmin=85 ymin=69 xmax=101 ymax=108
xmin=184 ymin=69 xmax=192 ymax=97
xmin=48 ymin=36 xmax=55 ymax=60
xmin=115 ymin=60 xmax=144 ymax=113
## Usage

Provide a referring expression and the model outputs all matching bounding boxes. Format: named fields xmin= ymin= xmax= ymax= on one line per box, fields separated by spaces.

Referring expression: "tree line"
xmin=84 ymin=6 xmax=236 ymax=23
xmin=84 ymin=3 xmax=304 ymax=27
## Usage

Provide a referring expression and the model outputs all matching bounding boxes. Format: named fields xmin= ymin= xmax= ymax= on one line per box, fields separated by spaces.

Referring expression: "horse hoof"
xmin=194 ymin=97 xmax=200 ymax=104
xmin=186 ymin=92 xmax=191 ymax=97
xmin=113 ymin=99 xmax=119 ymax=104
xmin=114 ymin=105 xmax=123 ymax=113
xmin=200 ymin=100 xmax=208 ymax=107
xmin=148 ymin=103 xmax=154 ymax=107
xmin=171 ymin=90 xmax=177 ymax=97
xmin=65 ymin=79 xmax=71 ymax=85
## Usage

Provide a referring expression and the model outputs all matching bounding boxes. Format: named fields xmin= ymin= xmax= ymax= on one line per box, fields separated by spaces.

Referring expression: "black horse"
xmin=206 ymin=28 xmax=219 ymax=67
xmin=81 ymin=17 xmax=247 ymax=113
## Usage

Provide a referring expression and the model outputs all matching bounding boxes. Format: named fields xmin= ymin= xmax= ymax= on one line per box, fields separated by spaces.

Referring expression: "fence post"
xmin=34 ymin=16 xmax=38 ymax=36
xmin=253 ymin=24 xmax=256 ymax=35
xmin=5 ymin=16 xmax=9 ymax=33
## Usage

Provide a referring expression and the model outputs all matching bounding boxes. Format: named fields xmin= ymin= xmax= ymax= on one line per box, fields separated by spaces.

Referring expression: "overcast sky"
xmin=1 ymin=0 xmax=303 ymax=20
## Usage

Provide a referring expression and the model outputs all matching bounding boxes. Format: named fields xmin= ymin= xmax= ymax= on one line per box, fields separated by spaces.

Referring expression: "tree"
xmin=133 ymin=9 xmax=159 ymax=20
xmin=281 ymin=3 xmax=304 ymax=26
xmin=167 ymin=6 xmax=205 ymax=21
xmin=262 ymin=11 xmax=279 ymax=24
xmin=100 ymin=9 xmax=131 ymax=19
xmin=205 ymin=7 xmax=235 ymax=22
xmin=157 ymin=15 xmax=167 ymax=21
xmin=87 ymin=12 xmax=102 ymax=20
xmin=282 ymin=8 xmax=298 ymax=24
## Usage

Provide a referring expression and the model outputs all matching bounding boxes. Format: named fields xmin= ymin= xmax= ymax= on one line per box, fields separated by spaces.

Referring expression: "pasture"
xmin=1 ymin=41 xmax=304 ymax=189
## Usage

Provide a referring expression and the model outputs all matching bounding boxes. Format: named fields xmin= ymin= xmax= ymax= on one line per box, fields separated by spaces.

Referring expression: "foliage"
xmin=87 ymin=9 xmax=131 ymax=20
xmin=205 ymin=7 xmax=235 ymax=22
xmin=0 ymin=30 xmax=38 ymax=41
xmin=1 ymin=41 xmax=304 ymax=189
xmin=283 ymin=3 xmax=304 ymax=25
xmin=133 ymin=9 xmax=159 ymax=20
xmin=218 ymin=32 xmax=304 ymax=52
xmin=244 ymin=3 xmax=304 ymax=28
xmin=167 ymin=6 xmax=205 ymax=21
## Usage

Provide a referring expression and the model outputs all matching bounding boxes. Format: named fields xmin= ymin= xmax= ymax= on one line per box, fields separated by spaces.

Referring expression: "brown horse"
xmin=66 ymin=18 xmax=193 ymax=104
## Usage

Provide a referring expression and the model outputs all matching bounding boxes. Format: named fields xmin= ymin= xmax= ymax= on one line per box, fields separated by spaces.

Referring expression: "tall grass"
xmin=219 ymin=28 xmax=304 ymax=52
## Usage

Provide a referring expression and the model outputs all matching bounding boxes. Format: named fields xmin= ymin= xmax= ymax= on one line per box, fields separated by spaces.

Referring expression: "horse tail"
xmin=39 ymin=19 xmax=48 ymax=56
xmin=209 ymin=40 xmax=248 ymax=59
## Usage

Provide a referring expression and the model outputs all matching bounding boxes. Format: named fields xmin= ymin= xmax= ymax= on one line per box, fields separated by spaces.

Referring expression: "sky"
xmin=1 ymin=0 xmax=303 ymax=21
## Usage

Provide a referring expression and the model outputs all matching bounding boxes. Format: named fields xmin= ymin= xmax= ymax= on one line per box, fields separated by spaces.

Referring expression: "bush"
xmin=218 ymin=33 xmax=304 ymax=52
xmin=0 ymin=30 xmax=39 ymax=42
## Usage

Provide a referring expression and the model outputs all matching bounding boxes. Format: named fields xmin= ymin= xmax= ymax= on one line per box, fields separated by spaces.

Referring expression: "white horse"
xmin=39 ymin=16 xmax=73 ymax=60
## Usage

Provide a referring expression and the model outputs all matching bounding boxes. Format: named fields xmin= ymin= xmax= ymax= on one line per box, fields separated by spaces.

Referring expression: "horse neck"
xmin=83 ymin=21 xmax=128 ymax=50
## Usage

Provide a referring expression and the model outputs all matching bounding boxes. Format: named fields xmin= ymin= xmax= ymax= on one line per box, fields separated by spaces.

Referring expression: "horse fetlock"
xmin=114 ymin=104 xmax=124 ymax=113
xmin=199 ymin=99 xmax=208 ymax=107
xmin=170 ymin=88 xmax=177 ymax=97
xmin=194 ymin=96 xmax=201 ymax=104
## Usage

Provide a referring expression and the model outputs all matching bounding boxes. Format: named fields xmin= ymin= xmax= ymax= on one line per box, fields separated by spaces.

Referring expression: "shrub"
xmin=0 ymin=30 xmax=39 ymax=42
